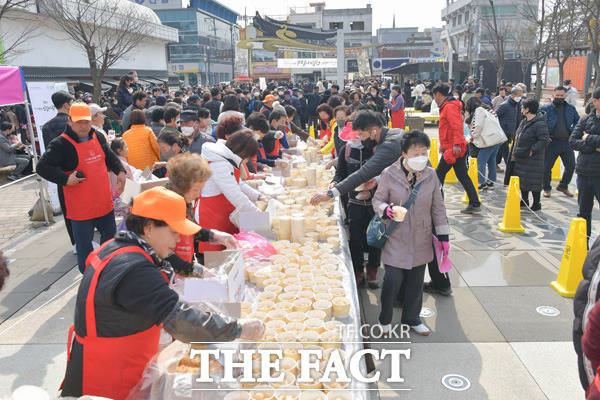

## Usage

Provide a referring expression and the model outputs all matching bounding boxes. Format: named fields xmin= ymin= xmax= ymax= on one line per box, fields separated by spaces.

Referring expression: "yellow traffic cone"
xmin=445 ymin=166 xmax=458 ymax=184
xmin=388 ymin=119 xmax=392 ymax=128
xmin=552 ymin=157 xmax=561 ymax=181
xmin=551 ymin=218 xmax=588 ymax=297
xmin=429 ymin=138 xmax=439 ymax=169
xmin=498 ymin=176 xmax=525 ymax=233
xmin=309 ymin=125 xmax=315 ymax=139
xmin=462 ymin=158 xmax=480 ymax=204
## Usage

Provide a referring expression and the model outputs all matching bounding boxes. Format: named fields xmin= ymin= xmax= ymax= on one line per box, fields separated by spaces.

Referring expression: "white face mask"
xmin=127 ymin=87 xmax=133 ymax=94
xmin=181 ymin=126 xmax=195 ymax=137
xmin=253 ymin=92 xmax=260 ymax=97
xmin=297 ymin=94 xmax=303 ymax=99
xmin=513 ymin=96 xmax=522 ymax=102
xmin=348 ymin=139 xmax=363 ymax=149
xmin=407 ymin=155 xmax=428 ymax=171
xmin=371 ymin=91 xmax=377 ymax=96
xmin=253 ymin=133 xmax=260 ymax=141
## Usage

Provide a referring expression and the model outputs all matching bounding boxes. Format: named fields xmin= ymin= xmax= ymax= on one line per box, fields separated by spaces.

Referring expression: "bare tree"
xmin=520 ymin=0 xmax=555 ymax=99
xmin=513 ymin=25 xmax=537 ymax=87
xmin=481 ymin=0 xmax=511 ymax=86
xmin=37 ymin=0 xmax=154 ymax=100
xmin=575 ymin=0 xmax=600 ymax=89
xmin=549 ymin=0 xmax=586 ymax=83
xmin=0 ymin=0 xmax=37 ymax=61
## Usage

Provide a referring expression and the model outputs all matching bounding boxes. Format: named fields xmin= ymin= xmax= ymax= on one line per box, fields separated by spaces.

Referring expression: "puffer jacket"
xmin=438 ymin=97 xmax=467 ymax=161
xmin=508 ymin=113 xmax=549 ymax=191
xmin=574 ymin=236 xmax=600 ymax=391
xmin=200 ymin=140 xmax=260 ymax=222
xmin=569 ymin=109 xmax=600 ymax=177
xmin=496 ymin=96 xmax=520 ymax=139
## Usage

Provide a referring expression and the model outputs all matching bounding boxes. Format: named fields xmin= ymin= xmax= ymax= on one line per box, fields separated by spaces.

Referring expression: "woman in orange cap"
xmin=60 ymin=186 xmax=264 ymax=399
xmin=259 ymin=94 xmax=275 ymax=119
xmin=164 ymin=153 xmax=238 ymax=270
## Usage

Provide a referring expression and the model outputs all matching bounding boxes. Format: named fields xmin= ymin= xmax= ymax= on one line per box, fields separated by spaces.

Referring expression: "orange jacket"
xmin=122 ymin=125 xmax=161 ymax=170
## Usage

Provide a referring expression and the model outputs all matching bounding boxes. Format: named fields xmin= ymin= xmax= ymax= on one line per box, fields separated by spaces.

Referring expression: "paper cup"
xmin=332 ymin=297 xmax=350 ymax=318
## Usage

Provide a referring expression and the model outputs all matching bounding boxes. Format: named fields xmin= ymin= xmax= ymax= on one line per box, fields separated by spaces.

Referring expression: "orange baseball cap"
xmin=264 ymin=94 xmax=275 ymax=102
xmin=69 ymin=103 xmax=92 ymax=122
xmin=131 ymin=187 xmax=200 ymax=235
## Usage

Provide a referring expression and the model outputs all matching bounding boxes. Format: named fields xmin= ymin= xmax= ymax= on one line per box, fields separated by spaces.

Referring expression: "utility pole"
xmin=230 ymin=24 xmax=235 ymax=81
xmin=336 ymin=29 xmax=344 ymax=87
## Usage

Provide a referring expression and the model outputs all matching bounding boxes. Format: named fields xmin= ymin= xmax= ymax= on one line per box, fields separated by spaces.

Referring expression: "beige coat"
xmin=372 ymin=160 xmax=449 ymax=269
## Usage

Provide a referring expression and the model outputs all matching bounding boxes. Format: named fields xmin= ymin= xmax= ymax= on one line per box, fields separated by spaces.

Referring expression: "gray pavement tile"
xmin=360 ymin=287 xmax=504 ymax=344
xmin=371 ymin=342 xmax=548 ymax=400
xmin=451 ymin=249 xmax=557 ymax=287
xmin=471 ymin=286 xmax=573 ymax=342
xmin=510 ymin=342 xmax=583 ymax=400
xmin=0 ymin=284 xmax=77 ymax=345
xmin=0 ymin=344 xmax=65 ymax=398
xmin=535 ymin=249 xmax=564 ymax=270
xmin=0 ymin=268 xmax=81 ymax=342
xmin=0 ymin=291 xmax=37 ymax=322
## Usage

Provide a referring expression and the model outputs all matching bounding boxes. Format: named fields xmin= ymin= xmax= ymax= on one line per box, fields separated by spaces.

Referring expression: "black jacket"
xmin=41 ymin=112 xmax=69 ymax=148
xmin=574 ymin=236 xmax=600 ymax=390
xmin=496 ymin=97 xmax=520 ymax=139
xmin=204 ymin=99 xmax=222 ymax=121
xmin=37 ymin=125 xmax=125 ymax=187
xmin=569 ymin=110 xmax=600 ymax=177
xmin=61 ymin=234 xmax=241 ymax=397
xmin=333 ymin=143 xmax=376 ymax=203
xmin=508 ymin=114 xmax=549 ymax=191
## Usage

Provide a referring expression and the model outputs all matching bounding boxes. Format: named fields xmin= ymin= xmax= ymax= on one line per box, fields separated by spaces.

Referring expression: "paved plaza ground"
xmin=0 ymin=126 xmax=594 ymax=399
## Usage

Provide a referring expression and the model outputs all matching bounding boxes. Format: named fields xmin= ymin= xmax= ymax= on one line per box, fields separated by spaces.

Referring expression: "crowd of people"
xmin=5 ymin=66 xmax=600 ymax=398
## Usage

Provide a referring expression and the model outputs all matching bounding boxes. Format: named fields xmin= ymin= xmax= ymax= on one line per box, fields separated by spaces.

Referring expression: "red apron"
xmin=63 ymin=241 xmax=167 ymax=400
xmin=268 ymin=137 xmax=281 ymax=156
xmin=61 ymin=133 xmax=113 ymax=221
xmin=174 ymin=233 xmax=194 ymax=263
xmin=195 ymin=166 xmax=241 ymax=253
xmin=391 ymin=98 xmax=405 ymax=129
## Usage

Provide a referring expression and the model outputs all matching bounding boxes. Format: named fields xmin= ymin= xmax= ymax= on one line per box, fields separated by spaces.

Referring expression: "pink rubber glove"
xmin=441 ymin=241 xmax=450 ymax=258
xmin=386 ymin=203 xmax=395 ymax=219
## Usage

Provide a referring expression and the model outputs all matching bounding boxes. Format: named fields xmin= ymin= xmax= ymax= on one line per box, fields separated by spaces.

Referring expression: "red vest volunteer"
xmin=37 ymin=103 xmax=126 ymax=273
xmin=60 ymin=186 xmax=264 ymax=399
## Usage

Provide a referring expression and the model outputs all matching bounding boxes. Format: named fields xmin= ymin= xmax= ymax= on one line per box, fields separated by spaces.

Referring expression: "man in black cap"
xmin=180 ymin=109 xmax=215 ymax=155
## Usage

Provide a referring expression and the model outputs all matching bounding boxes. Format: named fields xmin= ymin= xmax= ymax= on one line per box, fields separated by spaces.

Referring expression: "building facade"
xmin=144 ymin=0 xmax=240 ymax=86
xmin=1 ymin=0 xmax=177 ymax=87
xmin=372 ymin=28 xmax=445 ymax=76
xmin=281 ymin=3 xmax=373 ymax=81
xmin=441 ymin=0 xmax=537 ymax=66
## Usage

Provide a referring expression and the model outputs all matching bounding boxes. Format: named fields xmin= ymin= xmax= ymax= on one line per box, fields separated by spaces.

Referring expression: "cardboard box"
xmin=120 ymin=177 xmax=169 ymax=204
xmin=183 ymin=251 xmax=245 ymax=305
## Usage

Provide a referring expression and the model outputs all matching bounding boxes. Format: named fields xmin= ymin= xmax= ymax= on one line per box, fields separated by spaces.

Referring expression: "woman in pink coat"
xmin=372 ymin=130 xmax=450 ymax=336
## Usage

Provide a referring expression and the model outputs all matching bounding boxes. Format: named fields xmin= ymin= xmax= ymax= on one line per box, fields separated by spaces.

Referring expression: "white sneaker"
xmin=410 ymin=323 xmax=431 ymax=336
xmin=92 ymin=241 xmax=100 ymax=249
xmin=380 ymin=323 xmax=391 ymax=336
xmin=72 ymin=245 xmax=77 ymax=255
